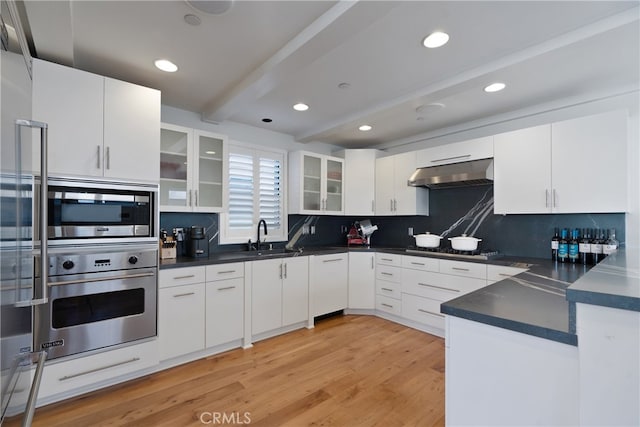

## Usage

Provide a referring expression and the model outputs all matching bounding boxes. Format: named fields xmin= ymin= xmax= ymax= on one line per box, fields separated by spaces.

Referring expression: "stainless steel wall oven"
xmin=33 ymin=245 xmax=158 ymax=360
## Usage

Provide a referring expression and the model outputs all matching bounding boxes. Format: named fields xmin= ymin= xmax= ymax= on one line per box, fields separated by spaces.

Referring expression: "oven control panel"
xmin=46 ymin=247 xmax=157 ymax=276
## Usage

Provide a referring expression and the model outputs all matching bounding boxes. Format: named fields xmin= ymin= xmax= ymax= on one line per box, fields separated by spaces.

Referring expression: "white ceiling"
xmin=23 ymin=1 xmax=640 ymax=149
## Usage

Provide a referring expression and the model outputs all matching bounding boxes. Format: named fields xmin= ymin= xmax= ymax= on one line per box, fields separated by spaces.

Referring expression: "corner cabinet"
xmin=375 ymin=151 xmax=429 ymax=216
xmin=289 ymin=151 xmax=344 ymax=215
xmin=494 ymin=110 xmax=628 ymax=214
xmin=32 ymin=59 xmax=160 ymax=182
xmin=160 ymin=123 xmax=227 ymax=212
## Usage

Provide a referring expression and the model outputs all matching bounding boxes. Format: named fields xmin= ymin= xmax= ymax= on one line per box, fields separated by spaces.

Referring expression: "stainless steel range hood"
xmin=408 ymin=158 xmax=494 ymax=189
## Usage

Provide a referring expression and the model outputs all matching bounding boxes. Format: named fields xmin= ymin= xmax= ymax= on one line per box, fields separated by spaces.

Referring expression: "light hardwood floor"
xmin=8 ymin=315 xmax=445 ymax=426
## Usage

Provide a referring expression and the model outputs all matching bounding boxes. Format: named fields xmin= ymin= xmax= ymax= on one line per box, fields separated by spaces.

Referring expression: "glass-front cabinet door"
xmin=193 ymin=130 xmax=225 ymax=212
xmin=303 ymin=154 xmax=322 ymax=211
xmin=160 ymin=124 xmax=191 ymax=211
xmin=325 ymin=159 xmax=343 ymax=213
xmin=160 ymin=124 xmax=227 ymax=213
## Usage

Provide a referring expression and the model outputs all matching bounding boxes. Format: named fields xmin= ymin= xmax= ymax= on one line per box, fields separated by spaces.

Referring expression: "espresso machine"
xmin=187 ymin=226 xmax=209 ymax=258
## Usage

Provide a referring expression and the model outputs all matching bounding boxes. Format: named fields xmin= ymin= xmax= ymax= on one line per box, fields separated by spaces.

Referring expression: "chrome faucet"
xmin=257 ymin=219 xmax=268 ymax=251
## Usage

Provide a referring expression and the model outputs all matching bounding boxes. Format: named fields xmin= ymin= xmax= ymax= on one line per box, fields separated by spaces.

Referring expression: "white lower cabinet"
xmin=205 ymin=262 xmax=244 ymax=347
xmin=375 ymin=258 xmax=402 ymax=315
xmin=309 ymin=253 xmax=348 ymax=317
xmin=39 ymin=340 xmax=158 ymax=400
xmin=400 ymin=256 xmax=487 ymax=334
xmin=348 ymin=252 xmax=376 ymax=309
xmin=159 ymin=283 xmax=206 ymax=360
xmin=158 ymin=267 xmax=206 ymax=361
xmin=251 ymin=256 xmax=309 ymax=336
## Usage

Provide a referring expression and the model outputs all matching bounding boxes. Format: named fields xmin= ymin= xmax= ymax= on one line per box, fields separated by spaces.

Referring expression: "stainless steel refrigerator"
xmin=1 ymin=1 xmax=47 ymax=425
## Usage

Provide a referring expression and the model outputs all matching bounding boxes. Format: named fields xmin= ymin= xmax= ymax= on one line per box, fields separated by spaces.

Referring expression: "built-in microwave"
xmin=45 ymin=177 xmax=158 ymax=244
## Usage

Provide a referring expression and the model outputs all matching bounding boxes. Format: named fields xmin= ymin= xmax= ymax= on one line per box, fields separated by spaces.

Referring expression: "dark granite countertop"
xmin=440 ymin=258 xmax=589 ymax=346
xmin=566 ymin=248 xmax=639 ymax=312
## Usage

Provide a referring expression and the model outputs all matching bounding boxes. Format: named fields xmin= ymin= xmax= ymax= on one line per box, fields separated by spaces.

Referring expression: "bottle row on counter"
xmin=551 ymin=227 xmax=618 ymax=265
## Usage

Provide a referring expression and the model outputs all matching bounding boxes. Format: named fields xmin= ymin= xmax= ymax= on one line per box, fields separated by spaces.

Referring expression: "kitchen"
xmin=1 ymin=1 xmax=639 ymax=426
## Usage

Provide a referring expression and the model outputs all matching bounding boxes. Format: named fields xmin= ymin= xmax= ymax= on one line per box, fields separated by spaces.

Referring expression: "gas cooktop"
xmin=405 ymin=246 xmax=502 ymax=261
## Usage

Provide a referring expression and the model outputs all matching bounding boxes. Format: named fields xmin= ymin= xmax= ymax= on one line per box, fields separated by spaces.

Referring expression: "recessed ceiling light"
xmin=154 ymin=59 xmax=178 ymax=72
xmin=484 ymin=82 xmax=506 ymax=93
xmin=359 ymin=125 xmax=372 ymax=132
xmin=293 ymin=103 xmax=309 ymax=111
xmin=205 ymin=150 xmax=216 ymax=155
xmin=262 ymin=118 xmax=273 ymax=123
xmin=422 ymin=31 xmax=449 ymax=48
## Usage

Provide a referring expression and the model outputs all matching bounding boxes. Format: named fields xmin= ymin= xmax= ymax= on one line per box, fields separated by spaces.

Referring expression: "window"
xmin=220 ymin=144 xmax=286 ymax=244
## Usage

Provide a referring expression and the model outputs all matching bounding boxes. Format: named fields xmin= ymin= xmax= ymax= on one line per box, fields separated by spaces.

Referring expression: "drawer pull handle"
xmin=380 ymin=272 xmax=393 ymax=276
xmin=451 ymin=267 xmax=470 ymax=272
xmin=381 ymin=303 xmax=394 ymax=308
xmin=173 ymin=274 xmax=195 ymax=280
xmin=323 ymin=258 xmax=343 ymax=263
xmin=218 ymin=270 xmax=236 ymax=274
xmin=381 ymin=287 xmax=394 ymax=292
xmin=217 ymin=286 xmax=236 ymax=291
xmin=410 ymin=262 xmax=425 ymax=266
xmin=59 ymin=357 xmax=140 ymax=381
xmin=418 ymin=282 xmax=459 ymax=293
xmin=418 ymin=308 xmax=445 ymax=318
xmin=380 ymin=258 xmax=393 ymax=261
xmin=173 ymin=292 xmax=195 ymax=298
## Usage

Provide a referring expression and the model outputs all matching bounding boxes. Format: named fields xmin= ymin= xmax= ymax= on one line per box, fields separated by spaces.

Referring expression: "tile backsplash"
xmin=161 ymin=184 xmax=625 ymax=259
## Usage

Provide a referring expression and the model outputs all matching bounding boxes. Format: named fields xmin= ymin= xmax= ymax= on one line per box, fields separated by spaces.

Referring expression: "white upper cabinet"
xmin=289 ymin=151 xmax=344 ymax=215
xmin=494 ymin=110 xmax=628 ymax=214
xmin=103 ymin=78 xmax=160 ymax=182
xmin=375 ymin=151 xmax=428 ymax=216
xmin=494 ymin=124 xmax=552 ymax=214
xmin=340 ymin=149 xmax=378 ymax=216
xmin=416 ymin=136 xmax=493 ymax=167
xmin=32 ymin=59 xmax=160 ymax=182
xmin=160 ymin=123 xmax=227 ymax=212
xmin=551 ymin=110 xmax=627 ymax=213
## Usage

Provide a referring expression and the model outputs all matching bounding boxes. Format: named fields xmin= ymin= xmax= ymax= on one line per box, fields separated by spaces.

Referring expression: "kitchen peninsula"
xmin=442 ymin=248 xmax=639 ymax=426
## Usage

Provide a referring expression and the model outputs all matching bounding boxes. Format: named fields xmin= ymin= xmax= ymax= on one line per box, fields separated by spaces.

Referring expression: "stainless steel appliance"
xmin=1 ymin=1 xmax=47 ymax=424
xmin=46 ymin=177 xmax=157 ymax=244
xmin=33 ymin=245 xmax=158 ymax=360
xmin=408 ymin=158 xmax=494 ymax=188
xmin=406 ymin=247 xmax=501 ymax=261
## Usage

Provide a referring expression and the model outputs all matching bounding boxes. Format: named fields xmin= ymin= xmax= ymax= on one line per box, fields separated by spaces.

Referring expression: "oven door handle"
xmin=47 ymin=271 xmax=155 ymax=287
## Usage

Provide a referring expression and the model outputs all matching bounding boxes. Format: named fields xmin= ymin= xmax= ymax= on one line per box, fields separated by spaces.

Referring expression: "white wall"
xmin=161 ymin=105 xmax=341 ymax=155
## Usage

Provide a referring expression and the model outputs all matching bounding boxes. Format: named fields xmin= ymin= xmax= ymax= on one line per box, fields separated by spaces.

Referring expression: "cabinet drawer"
xmin=159 ymin=266 xmax=205 ymax=288
xmin=206 ymin=262 xmax=244 ymax=281
xmin=402 ymin=255 xmax=439 ymax=272
xmin=40 ymin=340 xmax=158 ymax=398
xmin=404 ymin=269 xmax=487 ymax=299
xmin=401 ymin=294 xmax=445 ymax=330
xmin=376 ymin=253 xmax=402 ymax=267
xmin=487 ymin=264 xmax=528 ymax=283
xmin=376 ymin=280 xmax=401 ymax=299
xmin=376 ymin=265 xmax=402 ymax=283
xmin=376 ymin=294 xmax=402 ymax=316
xmin=439 ymin=260 xmax=487 ymax=279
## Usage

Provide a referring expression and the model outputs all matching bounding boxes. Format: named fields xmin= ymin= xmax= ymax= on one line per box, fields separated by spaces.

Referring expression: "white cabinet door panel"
xmin=251 ymin=259 xmax=283 ymax=335
xmin=206 ymin=277 xmax=244 ymax=347
xmin=348 ymin=252 xmax=375 ymax=309
xmin=374 ymin=156 xmax=395 ymax=215
xmin=551 ymin=110 xmax=627 ymax=213
xmin=494 ymin=124 xmax=552 ymax=214
xmin=158 ymin=283 xmax=205 ymax=360
xmin=282 ymin=257 xmax=309 ymax=326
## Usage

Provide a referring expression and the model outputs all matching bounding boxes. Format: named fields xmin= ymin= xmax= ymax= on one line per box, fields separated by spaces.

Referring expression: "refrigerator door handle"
xmin=15 ymin=119 xmax=49 ymax=306
xmin=21 ymin=350 xmax=47 ymax=427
